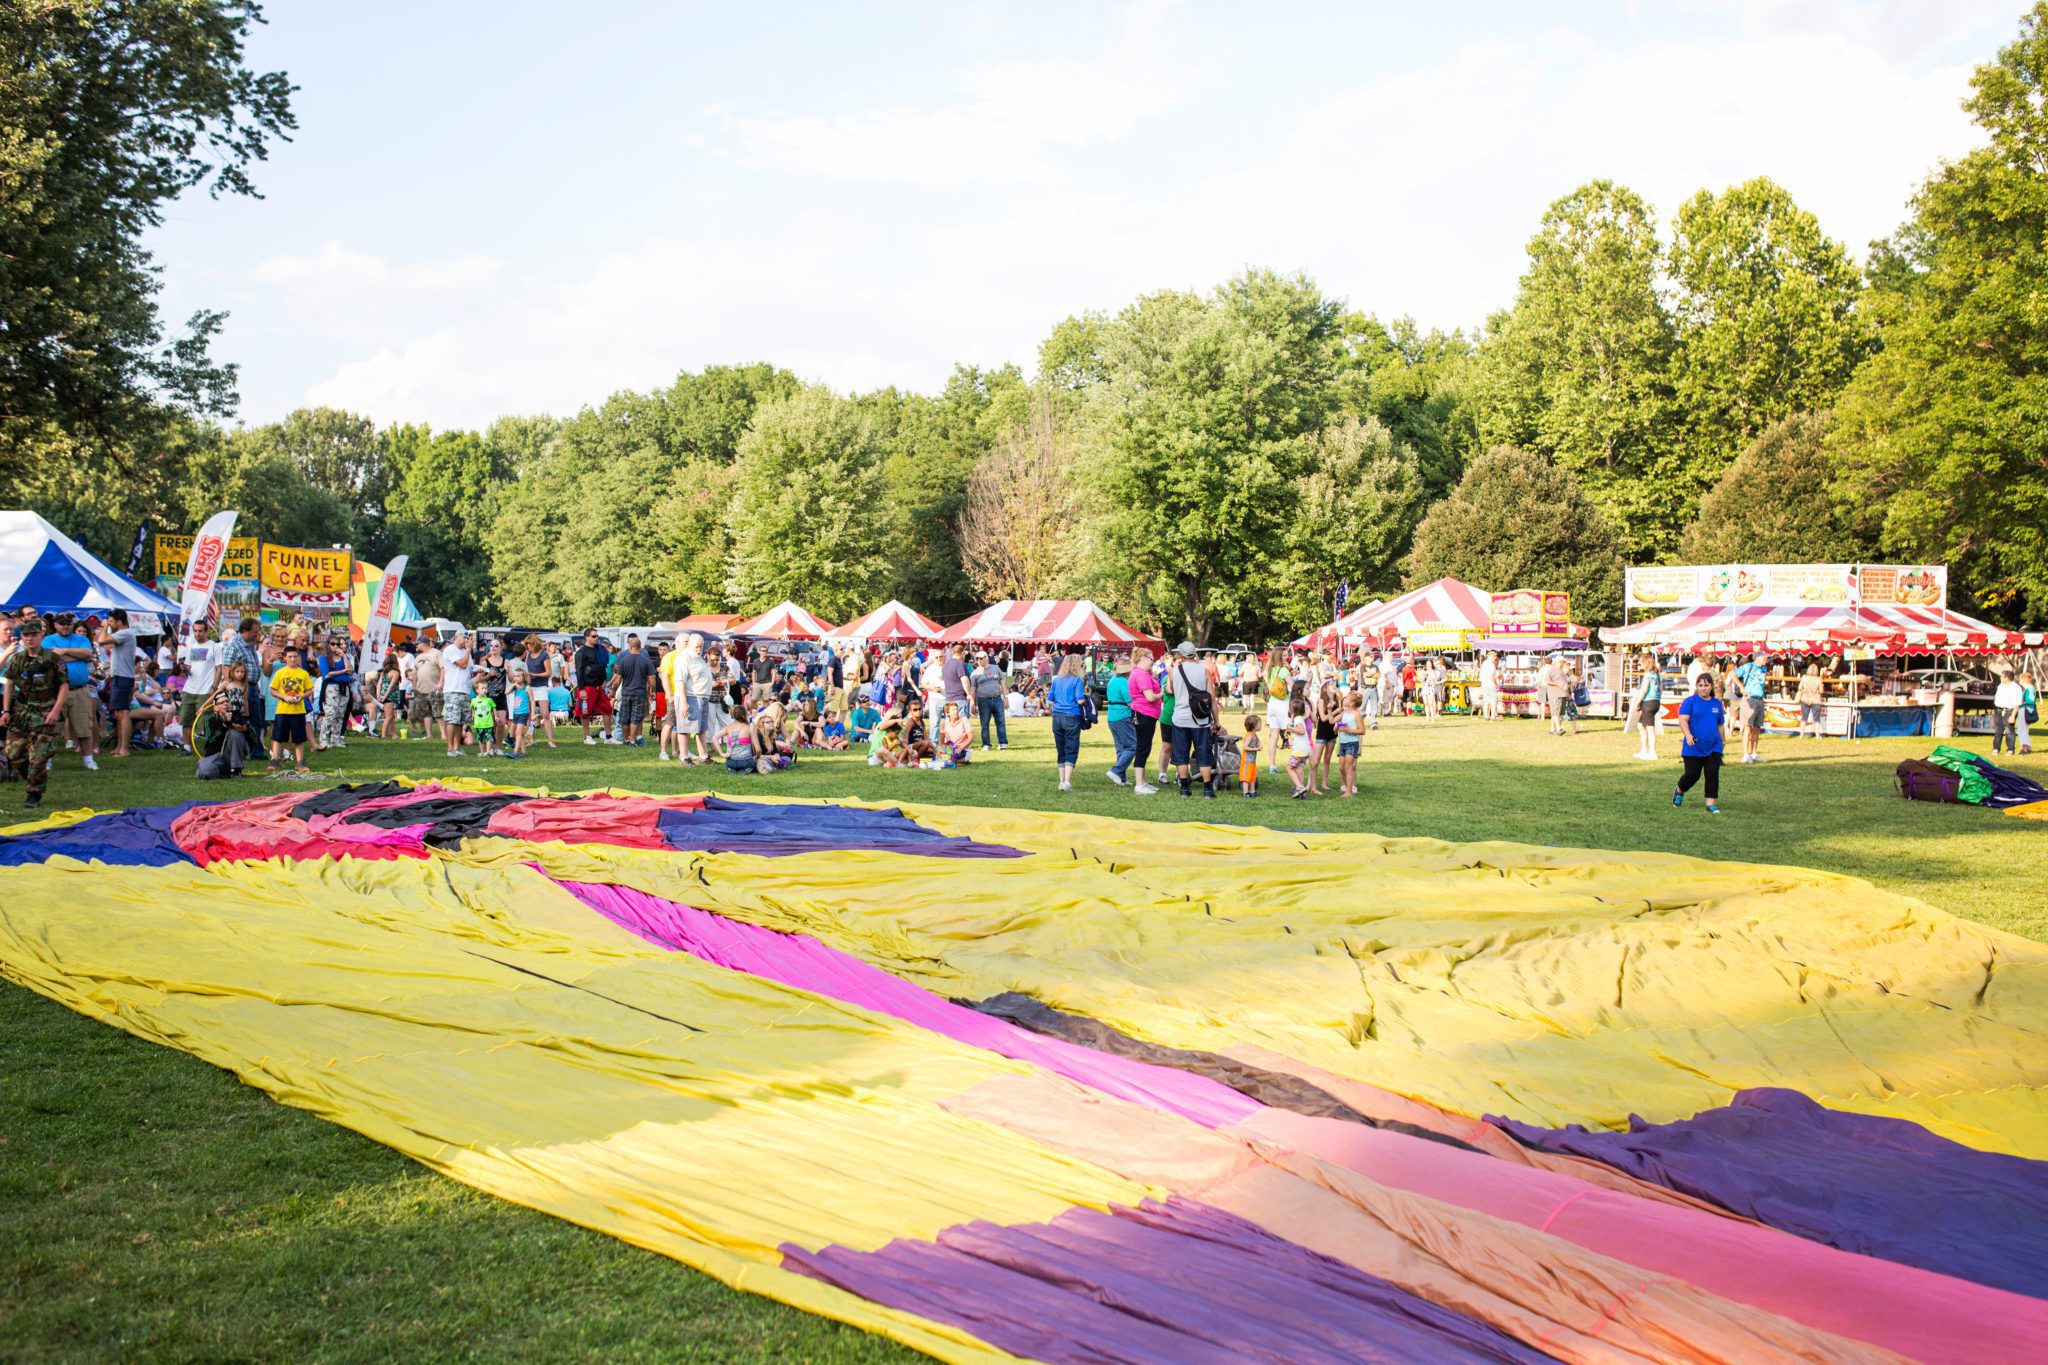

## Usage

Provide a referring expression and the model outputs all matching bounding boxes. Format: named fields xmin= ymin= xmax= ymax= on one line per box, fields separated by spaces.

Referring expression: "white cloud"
xmin=720 ymin=0 xmax=1204 ymax=185
xmin=248 ymin=6 xmax=2003 ymax=428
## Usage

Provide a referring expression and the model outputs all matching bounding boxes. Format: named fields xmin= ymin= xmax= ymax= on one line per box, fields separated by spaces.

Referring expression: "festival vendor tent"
xmin=1294 ymin=599 xmax=1384 ymax=648
xmin=833 ymin=599 xmax=942 ymax=643
xmin=8 ymin=785 xmax=2048 ymax=1362
xmin=732 ymin=600 xmax=836 ymax=640
xmin=1345 ymin=577 xmax=1494 ymax=644
xmin=1600 ymin=601 xmax=2021 ymax=651
xmin=937 ymin=598 xmax=1165 ymax=653
xmin=671 ymin=613 xmax=751 ymax=635
xmin=0 ymin=511 xmax=180 ymax=627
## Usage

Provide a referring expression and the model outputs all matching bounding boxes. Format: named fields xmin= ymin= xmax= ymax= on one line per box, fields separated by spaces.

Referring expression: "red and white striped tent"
xmin=937 ymin=599 xmax=1165 ymax=653
xmin=832 ymin=599 xmax=942 ymax=643
xmin=1293 ymin=600 xmax=1384 ymax=649
xmin=1600 ymin=601 xmax=2021 ymax=651
xmin=732 ymin=600 xmax=836 ymax=640
xmin=1345 ymin=578 xmax=1494 ymax=643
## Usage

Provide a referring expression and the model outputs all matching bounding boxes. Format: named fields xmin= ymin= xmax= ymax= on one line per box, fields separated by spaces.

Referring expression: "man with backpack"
xmin=1167 ymin=640 xmax=1217 ymax=799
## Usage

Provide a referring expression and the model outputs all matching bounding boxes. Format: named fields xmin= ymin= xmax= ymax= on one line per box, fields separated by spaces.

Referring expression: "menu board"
xmin=1489 ymin=588 xmax=1573 ymax=636
xmin=1626 ymin=564 xmax=1934 ymax=610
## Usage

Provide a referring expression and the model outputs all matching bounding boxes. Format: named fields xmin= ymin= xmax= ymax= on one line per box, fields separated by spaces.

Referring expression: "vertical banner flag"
xmin=358 ymin=554 xmax=408 ymax=677
xmin=1334 ymin=579 xmax=1350 ymax=624
xmin=178 ymin=509 xmax=239 ymax=632
xmin=125 ymin=521 xmax=150 ymax=575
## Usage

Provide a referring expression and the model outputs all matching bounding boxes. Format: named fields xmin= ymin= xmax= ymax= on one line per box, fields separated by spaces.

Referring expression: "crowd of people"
xmin=3 ymin=606 xmax=2041 ymax=817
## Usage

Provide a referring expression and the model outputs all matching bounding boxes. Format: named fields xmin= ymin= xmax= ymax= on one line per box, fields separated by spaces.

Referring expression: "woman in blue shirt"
xmin=1673 ymin=670 xmax=1724 ymax=814
xmin=1047 ymin=654 xmax=1088 ymax=791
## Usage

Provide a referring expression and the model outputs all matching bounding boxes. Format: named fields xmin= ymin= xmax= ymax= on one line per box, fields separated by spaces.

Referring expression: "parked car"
xmin=1898 ymin=667 xmax=1994 ymax=696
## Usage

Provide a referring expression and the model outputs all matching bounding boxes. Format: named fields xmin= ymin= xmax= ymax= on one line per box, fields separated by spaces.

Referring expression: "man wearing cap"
xmin=564 ymin=629 xmax=608 ymax=744
xmin=971 ymin=650 xmax=1007 ymax=750
xmin=1 ymin=617 xmax=70 ymax=807
xmin=1166 ymin=639 xmax=1218 ymax=799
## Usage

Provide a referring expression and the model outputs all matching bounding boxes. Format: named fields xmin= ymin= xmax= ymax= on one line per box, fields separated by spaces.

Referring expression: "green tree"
xmin=866 ymin=364 xmax=1029 ymax=615
xmin=649 ymin=459 xmax=738 ymax=614
xmin=1829 ymin=4 xmax=2048 ymax=623
xmin=174 ymin=428 xmax=355 ymax=550
xmin=0 ymin=1 xmax=294 ymax=473
xmin=1407 ymin=446 xmax=1626 ymax=623
xmin=1678 ymin=412 xmax=1869 ymax=564
xmin=381 ymin=424 xmax=510 ymax=622
xmin=1084 ymin=270 xmax=1346 ymax=642
xmin=241 ymin=407 xmax=387 ymax=552
xmin=1477 ymin=181 xmax=1680 ymax=555
xmin=1667 ymin=178 xmax=1866 ymax=487
xmin=1271 ymin=416 xmax=1427 ymax=632
xmin=1340 ymin=315 xmax=1479 ymax=500
xmin=657 ymin=363 xmax=800 ymax=461
xmin=725 ymin=386 xmax=890 ymax=621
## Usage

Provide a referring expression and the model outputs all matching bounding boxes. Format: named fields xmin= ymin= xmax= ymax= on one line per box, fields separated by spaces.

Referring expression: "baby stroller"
xmin=1212 ymin=729 xmax=1242 ymax=793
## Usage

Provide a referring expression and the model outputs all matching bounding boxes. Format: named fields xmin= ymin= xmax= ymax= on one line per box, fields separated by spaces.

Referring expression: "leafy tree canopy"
xmin=1828 ymin=2 xmax=2048 ymax=624
xmin=1407 ymin=446 xmax=1627 ymax=623
xmin=1678 ymin=412 xmax=1869 ymax=565
xmin=0 ymin=0 xmax=293 ymax=474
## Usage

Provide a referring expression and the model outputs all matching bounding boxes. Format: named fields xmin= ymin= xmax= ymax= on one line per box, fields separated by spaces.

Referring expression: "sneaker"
xmin=981 ymin=744 xmax=991 ymax=752
xmin=604 ymin=737 xmax=622 ymax=746
xmin=1706 ymin=803 xmax=1721 ymax=814
xmin=1672 ymin=790 xmax=1684 ymax=807
xmin=1106 ymin=769 xmax=1126 ymax=786
xmin=1178 ymin=779 xmax=1192 ymax=798
xmin=1203 ymin=784 xmax=1216 ymax=800
xmin=81 ymin=755 xmax=98 ymax=771
xmin=998 ymin=743 xmax=1007 ymax=750
xmin=23 ymin=793 xmax=41 ymax=809
xmin=583 ymin=736 xmax=597 ymax=746
xmin=1291 ymin=789 xmax=1307 ymax=800
xmin=1134 ymin=782 xmax=1157 ymax=796
xmin=867 ymin=755 xmax=882 ymax=766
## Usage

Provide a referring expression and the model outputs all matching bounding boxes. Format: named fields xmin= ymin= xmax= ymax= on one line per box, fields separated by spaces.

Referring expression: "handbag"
xmin=1079 ymin=693 xmax=1098 ymax=729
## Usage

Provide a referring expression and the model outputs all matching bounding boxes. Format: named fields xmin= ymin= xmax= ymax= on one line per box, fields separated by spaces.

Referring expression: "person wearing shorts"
xmin=409 ymin=641 xmax=444 ymax=741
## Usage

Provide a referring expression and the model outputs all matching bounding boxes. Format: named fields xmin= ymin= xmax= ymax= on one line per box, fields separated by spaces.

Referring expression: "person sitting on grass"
xmin=797 ymin=694 xmax=825 ymax=747
xmin=719 ymin=706 xmax=762 ymax=774
xmin=753 ymin=693 xmax=795 ymax=767
xmin=849 ymin=698 xmax=880 ymax=745
xmin=866 ymin=714 xmax=906 ymax=767
xmin=266 ymin=646 xmax=313 ymax=775
xmin=817 ymin=707 xmax=849 ymax=751
xmin=939 ymin=701 xmax=973 ymax=763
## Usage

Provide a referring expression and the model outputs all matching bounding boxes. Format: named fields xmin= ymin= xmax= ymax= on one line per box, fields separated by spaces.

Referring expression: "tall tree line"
xmin=8 ymin=2 xmax=2048 ymax=637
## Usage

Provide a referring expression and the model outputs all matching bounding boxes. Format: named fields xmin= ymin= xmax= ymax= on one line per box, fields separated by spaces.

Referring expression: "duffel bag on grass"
xmin=1896 ymin=758 xmax=1961 ymax=803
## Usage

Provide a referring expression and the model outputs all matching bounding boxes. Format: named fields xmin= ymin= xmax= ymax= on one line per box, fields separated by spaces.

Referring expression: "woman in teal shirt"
xmin=1105 ymin=656 xmax=1136 ymax=787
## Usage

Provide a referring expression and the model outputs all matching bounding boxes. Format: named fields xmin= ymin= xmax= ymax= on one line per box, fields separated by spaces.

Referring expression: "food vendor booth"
xmin=1603 ymin=563 xmax=2027 ymax=738
xmin=830 ymin=599 xmax=942 ymax=645
xmin=937 ymin=599 xmax=1166 ymax=667
xmin=1462 ymin=587 xmax=1601 ymax=716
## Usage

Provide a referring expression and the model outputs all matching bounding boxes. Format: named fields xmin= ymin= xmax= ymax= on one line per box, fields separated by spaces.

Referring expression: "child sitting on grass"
xmin=849 ymin=700 xmax=881 ymax=745
xmin=818 ymin=708 xmax=849 ymax=751
xmin=1240 ymin=714 xmax=1262 ymax=797
xmin=939 ymin=701 xmax=973 ymax=763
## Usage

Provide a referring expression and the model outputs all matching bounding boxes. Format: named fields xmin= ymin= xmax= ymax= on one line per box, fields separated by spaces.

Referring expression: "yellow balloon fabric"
xmin=6 ymin=781 xmax=2048 ymax=1363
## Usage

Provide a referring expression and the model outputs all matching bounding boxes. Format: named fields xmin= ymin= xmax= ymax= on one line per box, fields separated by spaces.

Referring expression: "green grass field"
xmin=4 ymin=712 xmax=2044 ymax=1360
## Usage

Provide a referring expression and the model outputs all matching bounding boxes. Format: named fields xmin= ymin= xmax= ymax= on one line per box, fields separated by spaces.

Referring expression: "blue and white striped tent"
xmin=0 ymin=511 xmax=181 ymax=626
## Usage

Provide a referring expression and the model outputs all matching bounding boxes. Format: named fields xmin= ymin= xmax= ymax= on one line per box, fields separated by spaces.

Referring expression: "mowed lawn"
xmin=4 ymin=713 xmax=2044 ymax=1361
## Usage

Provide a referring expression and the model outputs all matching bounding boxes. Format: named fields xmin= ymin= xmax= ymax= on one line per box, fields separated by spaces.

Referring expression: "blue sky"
xmin=151 ymin=0 xmax=2022 ymax=429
